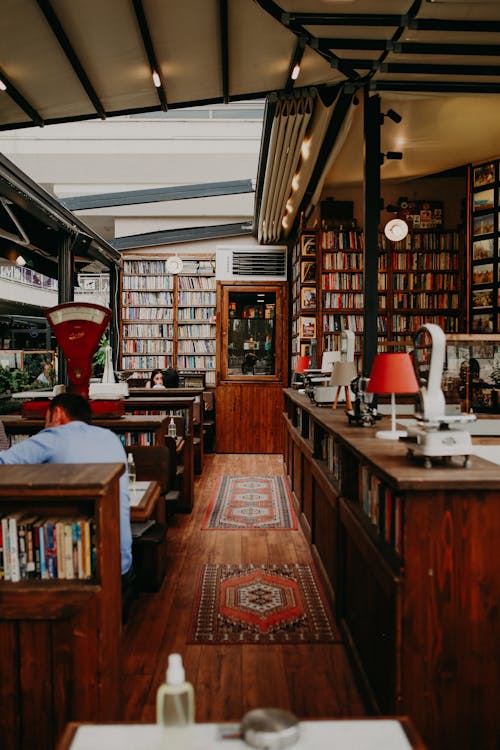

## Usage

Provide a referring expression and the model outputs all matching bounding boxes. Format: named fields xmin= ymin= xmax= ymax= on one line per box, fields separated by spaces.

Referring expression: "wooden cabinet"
xmin=0 ymin=463 xmax=123 ymax=750
xmin=283 ymin=389 xmax=500 ymax=750
xmin=216 ymin=281 xmax=288 ymax=453
xmin=120 ymin=255 xmax=216 ymax=386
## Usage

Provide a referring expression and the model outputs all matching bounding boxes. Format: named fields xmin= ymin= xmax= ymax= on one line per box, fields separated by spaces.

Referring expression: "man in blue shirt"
xmin=0 ymin=393 xmax=135 ymax=615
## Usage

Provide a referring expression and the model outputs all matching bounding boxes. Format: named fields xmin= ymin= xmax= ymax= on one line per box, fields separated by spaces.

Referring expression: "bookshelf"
xmin=291 ymin=231 xmax=318 ymax=373
xmin=283 ymin=389 xmax=499 ymax=750
xmin=120 ymin=255 xmax=216 ymax=386
xmin=0 ymin=463 xmax=123 ymax=750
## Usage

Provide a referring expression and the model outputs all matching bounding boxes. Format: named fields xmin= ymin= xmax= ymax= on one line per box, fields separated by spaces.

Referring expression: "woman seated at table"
xmin=146 ymin=369 xmax=166 ymax=389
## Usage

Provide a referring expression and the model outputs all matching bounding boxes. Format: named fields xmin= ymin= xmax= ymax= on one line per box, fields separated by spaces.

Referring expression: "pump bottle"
xmin=168 ymin=417 xmax=177 ymax=438
xmin=156 ymin=653 xmax=195 ymax=727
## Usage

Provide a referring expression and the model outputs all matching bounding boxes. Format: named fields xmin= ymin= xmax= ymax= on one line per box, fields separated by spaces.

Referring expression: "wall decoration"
xmin=301 ymin=261 xmax=316 ymax=283
xmin=473 ymin=213 xmax=494 ymax=236
xmin=473 ymin=188 xmax=495 ymax=212
xmin=473 ymin=238 xmax=494 ymax=260
xmin=470 ymin=159 xmax=499 ymax=334
xmin=299 ymin=316 xmax=316 ymax=339
xmin=300 ymin=287 xmax=317 ymax=310
xmin=300 ymin=233 xmax=316 ymax=256
xmin=473 ymin=163 xmax=495 ymax=188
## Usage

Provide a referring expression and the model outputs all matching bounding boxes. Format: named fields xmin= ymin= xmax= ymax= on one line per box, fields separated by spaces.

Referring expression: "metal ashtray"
xmin=241 ymin=708 xmax=300 ymax=749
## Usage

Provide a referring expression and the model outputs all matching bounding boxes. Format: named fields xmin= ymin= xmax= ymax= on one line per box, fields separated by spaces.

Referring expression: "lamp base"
xmin=375 ymin=429 xmax=407 ymax=440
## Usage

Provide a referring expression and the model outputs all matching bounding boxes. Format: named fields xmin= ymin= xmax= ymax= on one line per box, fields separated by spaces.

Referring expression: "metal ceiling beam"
xmin=35 ymin=0 xmax=106 ymax=120
xmin=371 ymin=79 xmax=500 ymax=94
xmin=111 ymin=222 xmax=253 ymax=250
xmin=219 ymin=0 xmax=229 ymax=103
xmin=380 ymin=62 xmax=500 ymax=76
xmin=132 ymin=0 xmax=168 ymax=111
xmin=255 ymin=0 xmax=361 ymax=82
xmin=0 ymin=65 xmax=44 ymax=127
xmin=61 ymin=179 xmax=255 ymax=210
xmin=410 ymin=18 xmax=500 ymax=33
xmin=283 ymin=13 xmax=406 ymax=27
xmin=394 ymin=41 xmax=500 ymax=56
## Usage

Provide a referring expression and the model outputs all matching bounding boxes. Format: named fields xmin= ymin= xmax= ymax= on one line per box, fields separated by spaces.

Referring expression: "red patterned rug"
xmin=189 ymin=563 xmax=340 ymax=644
xmin=202 ymin=475 xmax=298 ymax=530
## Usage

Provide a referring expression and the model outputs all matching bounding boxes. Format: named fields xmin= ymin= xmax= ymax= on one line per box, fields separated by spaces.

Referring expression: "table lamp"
xmin=366 ymin=352 xmax=419 ymax=439
xmin=330 ymin=361 xmax=357 ymax=410
xmin=292 ymin=355 xmax=310 ymax=388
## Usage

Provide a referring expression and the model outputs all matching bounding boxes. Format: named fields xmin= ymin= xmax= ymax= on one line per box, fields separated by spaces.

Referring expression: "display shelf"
xmin=0 ymin=463 xmax=123 ymax=750
xmin=283 ymin=388 xmax=499 ymax=750
xmin=470 ymin=159 xmax=499 ymax=335
xmin=120 ymin=255 xmax=216 ymax=385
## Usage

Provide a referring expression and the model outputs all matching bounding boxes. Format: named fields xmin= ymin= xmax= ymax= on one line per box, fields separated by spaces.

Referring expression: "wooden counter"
xmin=283 ymin=389 xmax=500 ymax=750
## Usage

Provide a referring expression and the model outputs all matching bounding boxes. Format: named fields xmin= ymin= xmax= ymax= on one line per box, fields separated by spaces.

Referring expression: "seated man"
xmin=0 ymin=392 xmax=135 ymax=619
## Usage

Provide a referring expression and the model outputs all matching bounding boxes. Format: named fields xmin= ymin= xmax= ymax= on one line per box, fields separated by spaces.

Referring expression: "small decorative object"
xmin=384 ymin=218 xmax=409 ymax=242
xmin=165 ymin=255 xmax=184 ymax=274
xmin=241 ymin=708 xmax=299 ymax=749
xmin=330 ymin=360 xmax=357 ymax=410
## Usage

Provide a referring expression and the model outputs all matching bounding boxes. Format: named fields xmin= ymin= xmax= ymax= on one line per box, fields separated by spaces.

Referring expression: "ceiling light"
xmin=385 ymin=108 xmax=402 ymax=124
xmin=291 ymin=64 xmax=300 ymax=81
xmin=152 ymin=71 xmax=161 ymax=88
xmin=16 ymin=254 xmax=26 ymax=266
xmin=384 ymin=219 xmax=409 ymax=242
xmin=0 ymin=80 xmax=6 ymax=92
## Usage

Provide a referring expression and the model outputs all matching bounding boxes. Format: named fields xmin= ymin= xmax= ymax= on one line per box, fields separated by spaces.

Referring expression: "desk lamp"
xmin=330 ymin=361 xmax=357 ymax=410
xmin=366 ymin=352 xmax=419 ymax=439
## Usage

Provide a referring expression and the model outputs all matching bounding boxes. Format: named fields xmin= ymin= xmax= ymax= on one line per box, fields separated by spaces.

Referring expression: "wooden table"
xmin=129 ymin=480 xmax=161 ymax=522
xmin=58 ymin=718 xmax=427 ymax=750
xmin=129 ymin=480 xmax=166 ymax=592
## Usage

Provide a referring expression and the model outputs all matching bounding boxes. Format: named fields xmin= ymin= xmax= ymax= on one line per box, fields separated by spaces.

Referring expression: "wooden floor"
xmin=122 ymin=453 xmax=366 ymax=723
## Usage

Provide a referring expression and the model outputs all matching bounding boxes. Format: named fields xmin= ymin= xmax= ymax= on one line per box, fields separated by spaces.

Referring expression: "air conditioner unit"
xmin=216 ymin=245 xmax=287 ymax=281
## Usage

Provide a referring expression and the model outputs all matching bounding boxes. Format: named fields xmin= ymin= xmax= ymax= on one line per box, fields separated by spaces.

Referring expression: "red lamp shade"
xmin=366 ymin=353 xmax=419 ymax=395
xmin=295 ymin=355 xmax=310 ymax=374
xmin=366 ymin=353 xmax=419 ymax=440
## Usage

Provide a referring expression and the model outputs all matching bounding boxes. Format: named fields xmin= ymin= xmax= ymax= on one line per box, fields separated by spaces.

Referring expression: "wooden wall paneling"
xmin=301 ymin=460 xmax=314 ymax=544
xmin=0 ymin=622 xmax=20 ymax=750
xmin=216 ymin=383 xmax=284 ymax=453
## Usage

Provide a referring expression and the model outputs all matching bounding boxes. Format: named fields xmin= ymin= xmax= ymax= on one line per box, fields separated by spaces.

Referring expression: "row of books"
xmin=177 ymin=291 xmax=216 ymax=305
xmin=177 ymin=340 xmax=216 ymax=354
xmin=122 ymin=323 xmax=173 ymax=337
xmin=122 ymin=340 xmax=174 ymax=354
xmin=177 ymin=276 xmax=215 ymax=290
xmin=392 ymin=314 xmax=459 ymax=332
xmin=321 ymin=230 xmax=363 ymax=250
xmin=358 ymin=466 xmax=404 ymax=556
xmin=0 ymin=513 xmax=96 ymax=582
xmin=379 ymin=231 xmax=462 ymax=251
xmin=123 ymin=259 xmax=179 ymax=274
xmin=393 ymin=292 xmax=459 ymax=309
xmin=177 ymin=355 xmax=216 ymax=369
xmin=122 ymin=309 xmax=172 ymax=321
xmin=122 ymin=292 xmax=174 ymax=306
xmin=322 ymin=272 xmax=364 ymax=291
xmin=121 ymin=354 xmax=172 ymax=369
xmin=177 ymin=324 xmax=215 ymax=338
xmin=122 ymin=276 xmax=174 ymax=290
xmin=391 ymin=272 xmax=458 ymax=290
xmin=322 ymin=251 xmax=363 ymax=270
xmin=389 ymin=252 xmax=459 ymax=271
xmin=322 ymin=292 xmax=364 ymax=309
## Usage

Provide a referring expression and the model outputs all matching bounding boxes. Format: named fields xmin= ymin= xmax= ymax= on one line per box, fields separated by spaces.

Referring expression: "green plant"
xmin=92 ymin=334 xmax=109 ymax=378
xmin=0 ymin=367 xmax=30 ymax=394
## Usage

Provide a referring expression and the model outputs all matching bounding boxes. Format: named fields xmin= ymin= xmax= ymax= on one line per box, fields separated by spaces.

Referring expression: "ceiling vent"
xmin=216 ymin=245 xmax=287 ymax=281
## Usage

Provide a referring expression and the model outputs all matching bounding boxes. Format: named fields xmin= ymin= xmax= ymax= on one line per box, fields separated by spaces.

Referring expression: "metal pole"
xmin=362 ymin=88 xmax=381 ymax=377
xmin=56 ymin=233 xmax=75 ymax=386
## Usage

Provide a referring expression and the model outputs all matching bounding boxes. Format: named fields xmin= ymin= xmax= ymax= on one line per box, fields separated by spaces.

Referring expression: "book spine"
xmin=38 ymin=522 xmax=47 ymax=579
xmin=9 ymin=517 xmax=20 ymax=583
xmin=2 ymin=517 xmax=11 ymax=581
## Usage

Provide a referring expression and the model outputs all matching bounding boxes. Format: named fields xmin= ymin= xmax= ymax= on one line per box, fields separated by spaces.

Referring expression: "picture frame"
xmin=301 ymin=261 xmax=316 ymax=283
xmin=473 ymin=163 xmax=495 ymax=189
xmin=300 ymin=233 xmax=316 ymax=256
xmin=473 ymin=188 xmax=495 ymax=212
xmin=473 ymin=263 xmax=494 ymax=285
xmin=472 ymin=312 xmax=494 ymax=333
xmin=472 ymin=288 xmax=493 ymax=308
xmin=473 ymin=238 xmax=494 ymax=261
xmin=299 ymin=316 xmax=316 ymax=339
xmin=473 ymin=213 xmax=494 ymax=236
xmin=300 ymin=287 xmax=317 ymax=310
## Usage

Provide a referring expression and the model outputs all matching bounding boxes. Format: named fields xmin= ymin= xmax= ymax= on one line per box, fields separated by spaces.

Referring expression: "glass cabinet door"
xmin=218 ymin=284 xmax=287 ymax=381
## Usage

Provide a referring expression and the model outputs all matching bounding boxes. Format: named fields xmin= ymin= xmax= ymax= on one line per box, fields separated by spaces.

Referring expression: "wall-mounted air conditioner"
xmin=216 ymin=245 xmax=287 ymax=281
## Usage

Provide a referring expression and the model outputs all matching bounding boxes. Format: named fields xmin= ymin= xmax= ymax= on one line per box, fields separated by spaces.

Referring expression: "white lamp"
xmin=330 ymin=361 xmax=357 ymax=410
xmin=384 ymin=218 xmax=409 ymax=242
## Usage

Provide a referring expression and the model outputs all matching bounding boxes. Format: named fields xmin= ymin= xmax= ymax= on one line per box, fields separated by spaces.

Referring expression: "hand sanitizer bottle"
xmin=156 ymin=653 xmax=195 ymax=727
xmin=168 ymin=417 xmax=177 ymax=438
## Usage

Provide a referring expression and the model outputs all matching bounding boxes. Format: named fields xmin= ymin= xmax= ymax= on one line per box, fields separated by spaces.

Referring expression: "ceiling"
xmin=1 ymin=0 xmax=500 ymax=246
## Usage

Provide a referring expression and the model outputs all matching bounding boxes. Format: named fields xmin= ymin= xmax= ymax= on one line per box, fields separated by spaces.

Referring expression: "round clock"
xmin=165 ymin=255 xmax=183 ymax=274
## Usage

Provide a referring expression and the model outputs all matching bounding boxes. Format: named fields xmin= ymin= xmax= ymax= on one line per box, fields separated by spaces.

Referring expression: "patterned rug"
xmin=189 ymin=563 xmax=340 ymax=644
xmin=202 ymin=475 xmax=297 ymax=530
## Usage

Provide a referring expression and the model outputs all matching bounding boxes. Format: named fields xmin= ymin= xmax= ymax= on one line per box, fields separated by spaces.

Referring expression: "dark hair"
xmin=48 ymin=393 xmax=92 ymax=423
xmin=149 ymin=368 xmax=165 ymax=386
xmin=163 ymin=367 xmax=180 ymax=387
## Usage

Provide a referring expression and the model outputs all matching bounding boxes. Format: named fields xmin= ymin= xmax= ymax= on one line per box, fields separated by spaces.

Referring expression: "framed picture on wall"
xmin=300 ymin=234 xmax=316 ymax=256
xmin=472 ymin=288 xmax=493 ymax=308
xmin=473 ymin=163 xmax=495 ymax=189
xmin=299 ymin=316 xmax=316 ymax=339
xmin=301 ymin=261 xmax=316 ymax=283
xmin=473 ymin=263 xmax=494 ymax=285
xmin=473 ymin=188 xmax=495 ymax=212
xmin=300 ymin=287 xmax=317 ymax=310
xmin=473 ymin=238 xmax=494 ymax=260
xmin=473 ymin=213 xmax=495 ymax=236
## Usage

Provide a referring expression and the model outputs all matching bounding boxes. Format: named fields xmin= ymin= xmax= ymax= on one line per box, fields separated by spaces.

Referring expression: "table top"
xmin=58 ymin=718 xmax=426 ymax=750
xmin=129 ymin=480 xmax=160 ymax=522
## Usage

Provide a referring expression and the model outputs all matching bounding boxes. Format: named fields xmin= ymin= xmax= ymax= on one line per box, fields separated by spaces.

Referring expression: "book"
xmin=9 ymin=514 xmax=21 ymax=583
xmin=1 ymin=516 xmax=11 ymax=581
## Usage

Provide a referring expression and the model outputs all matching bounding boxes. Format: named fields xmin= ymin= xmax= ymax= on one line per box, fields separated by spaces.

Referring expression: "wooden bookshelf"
xmin=283 ymin=389 xmax=499 ymax=750
xmin=0 ymin=463 xmax=124 ymax=750
xmin=120 ymin=255 xmax=216 ymax=386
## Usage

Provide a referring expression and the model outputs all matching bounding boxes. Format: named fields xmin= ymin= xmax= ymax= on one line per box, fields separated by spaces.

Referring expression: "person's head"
xmin=45 ymin=392 xmax=92 ymax=428
xmin=149 ymin=369 xmax=165 ymax=387
xmin=163 ymin=367 xmax=180 ymax=387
